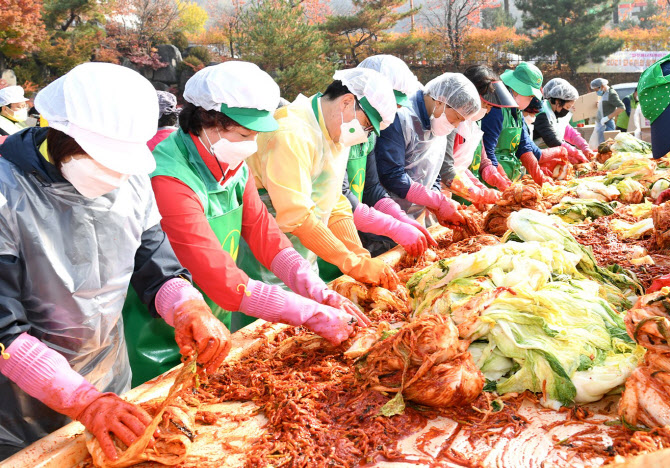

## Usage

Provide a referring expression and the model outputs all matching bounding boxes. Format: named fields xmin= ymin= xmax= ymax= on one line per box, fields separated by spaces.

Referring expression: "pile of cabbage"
xmin=407 ymin=210 xmax=644 ymax=409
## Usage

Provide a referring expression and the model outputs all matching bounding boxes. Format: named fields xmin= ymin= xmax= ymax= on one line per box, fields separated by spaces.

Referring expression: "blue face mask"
xmin=596 ymin=90 xmax=604 ymax=96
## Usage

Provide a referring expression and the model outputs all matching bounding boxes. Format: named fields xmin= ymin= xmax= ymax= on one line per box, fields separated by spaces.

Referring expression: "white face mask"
xmin=202 ymin=128 xmax=258 ymax=172
xmin=9 ymin=108 xmax=28 ymax=122
xmin=430 ymin=106 xmax=456 ymax=137
xmin=470 ymin=107 xmax=487 ymax=122
xmin=339 ymin=104 xmax=369 ymax=147
xmin=60 ymin=157 xmax=130 ymax=199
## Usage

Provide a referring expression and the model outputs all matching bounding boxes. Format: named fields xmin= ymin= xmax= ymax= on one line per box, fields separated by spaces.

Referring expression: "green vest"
xmin=122 ymin=129 xmax=252 ymax=387
xmin=494 ymin=107 xmax=524 ymax=181
xmin=616 ymin=94 xmax=638 ymax=130
xmin=346 ymin=133 xmax=376 ymax=202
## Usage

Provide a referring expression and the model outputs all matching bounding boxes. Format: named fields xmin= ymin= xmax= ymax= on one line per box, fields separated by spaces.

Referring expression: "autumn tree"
xmin=421 ymin=0 xmax=485 ymax=66
xmin=321 ymin=0 xmax=420 ymax=65
xmin=516 ymin=0 xmax=623 ymax=73
xmin=240 ymin=0 xmax=336 ymax=100
xmin=176 ymin=0 xmax=209 ymax=35
xmin=0 ymin=0 xmax=47 ymax=69
xmin=205 ymin=0 xmax=246 ymax=59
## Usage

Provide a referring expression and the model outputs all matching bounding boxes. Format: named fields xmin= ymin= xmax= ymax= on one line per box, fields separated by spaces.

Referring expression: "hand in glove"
xmin=352 ymin=203 xmax=428 ymax=257
xmin=583 ymin=149 xmax=597 ymax=160
xmin=271 ymin=248 xmax=371 ymax=326
xmin=374 ymin=198 xmax=438 ymax=248
xmin=467 ymin=184 xmax=500 ymax=204
xmin=155 ymin=278 xmax=231 ymax=374
xmin=520 ymin=152 xmax=552 ymax=186
xmin=347 ymin=256 xmax=399 ymax=290
xmin=405 ymin=182 xmax=465 ymax=225
xmin=481 ymin=165 xmax=510 ymax=191
xmin=562 ymin=143 xmax=588 ymax=165
xmin=601 ymin=117 xmax=610 ymax=126
xmin=0 ymin=333 xmax=154 ymax=461
xmin=239 ymin=279 xmax=364 ymax=345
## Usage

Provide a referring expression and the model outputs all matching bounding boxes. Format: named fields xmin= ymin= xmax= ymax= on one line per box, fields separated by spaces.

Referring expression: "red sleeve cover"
xmin=240 ymin=174 xmax=293 ymax=270
xmin=151 ymin=175 xmax=249 ymax=311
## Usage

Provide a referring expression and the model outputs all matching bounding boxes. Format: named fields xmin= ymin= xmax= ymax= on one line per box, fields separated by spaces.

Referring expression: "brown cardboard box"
xmin=572 ymin=92 xmax=599 ymax=122
xmin=575 ymin=125 xmax=595 ymax=142
xmin=604 ymin=130 xmax=621 ymax=140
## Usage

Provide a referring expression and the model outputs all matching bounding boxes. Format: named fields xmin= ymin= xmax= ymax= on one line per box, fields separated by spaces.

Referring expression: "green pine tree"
xmin=321 ymin=0 xmax=420 ymax=65
xmin=516 ymin=0 xmax=623 ymax=72
xmin=240 ymin=0 xmax=337 ymax=101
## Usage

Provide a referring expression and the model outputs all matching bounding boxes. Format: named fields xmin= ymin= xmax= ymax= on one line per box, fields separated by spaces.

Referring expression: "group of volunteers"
xmin=1 ymin=51 xmax=670 ymax=462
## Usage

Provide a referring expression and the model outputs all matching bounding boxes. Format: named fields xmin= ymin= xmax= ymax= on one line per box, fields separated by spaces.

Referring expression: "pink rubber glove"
xmin=467 ymin=184 xmax=500 ymax=204
xmin=238 ymin=279 xmax=360 ymax=345
xmin=562 ymin=142 xmax=588 ymax=165
xmin=405 ymin=182 xmax=464 ymax=225
xmin=374 ymin=197 xmax=438 ymax=248
xmin=481 ymin=165 xmax=510 ymax=191
xmin=520 ymin=152 xmax=552 ymax=185
xmin=564 ymin=124 xmax=590 ymax=153
xmin=0 ymin=333 xmax=153 ymax=461
xmin=271 ymin=248 xmax=371 ymax=326
xmin=155 ymin=278 xmax=231 ymax=373
xmin=466 ymin=169 xmax=487 ymax=190
xmin=352 ymin=203 xmax=426 ymax=257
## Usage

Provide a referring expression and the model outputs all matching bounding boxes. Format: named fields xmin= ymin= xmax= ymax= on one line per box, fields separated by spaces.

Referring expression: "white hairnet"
xmin=590 ymin=78 xmax=608 ymax=89
xmin=424 ymin=72 xmax=481 ymax=119
xmin=184 ymin=61 xmax=279 ymax=112
xmin=357 ymin=55 xmax=421 ymax=97
xmin=543 ymin=78 xmax=579 ymax=101
xmin=333 ymin=68 xmax=397 ymax=131
xmin=35 ymin=62 xmax=158 ymax=175
xmin=0 ymin=86 xmax=27 ymax=107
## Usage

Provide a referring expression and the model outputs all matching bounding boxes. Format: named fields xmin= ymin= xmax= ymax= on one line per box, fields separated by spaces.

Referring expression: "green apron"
xmin=123 ymin=130 xmax=252 ymax=387
xmin=494 ymin=107 xmax=523 ymax=182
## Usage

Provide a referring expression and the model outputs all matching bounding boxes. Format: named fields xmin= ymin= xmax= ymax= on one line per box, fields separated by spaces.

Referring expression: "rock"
xmin=178 ymin=68 xmax=196 ymax=93
xmin=153 ymin=45 xmax=182 ymax=84
xmin=1 ymin=69 xmax=17 ymax=87
xmin=152 ymin=81 xmax=169 ymax=91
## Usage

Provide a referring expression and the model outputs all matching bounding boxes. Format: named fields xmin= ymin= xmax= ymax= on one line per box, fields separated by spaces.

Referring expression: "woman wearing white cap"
xmin=127 ymin=62 xmax=369 ymax=384
xmin=0 ymin=85 xmax=30 ymax=137
xmin=373 ymin=72 xmax=481 ymax=226
xmin=0 ymin=63 xmax=231 ymax=460
xmin=246 ymin=68 xmax=400 ymax=288
xmin=533 ymin=78 xmax=592 ymax=164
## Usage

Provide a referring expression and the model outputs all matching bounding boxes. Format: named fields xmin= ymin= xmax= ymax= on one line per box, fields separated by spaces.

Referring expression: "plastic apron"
xmin=591 ymin=91 xmax=609 ymax=147
xmin=0 ymin=159 xmax=156 ymax=455
xmin=449 ymin=121 xmax=484 ymax=205
xmin=542 ymin=100 xmax=570 ymax=144
xmin=240 ymin=94 xmax=349 ymax=284
xmin=390 ymin=99 xmax=449 ymax=225
xmin=123 ymin=130 xmax=250 ymax=388
xmin=494 ymin=107 xmax=523 ymax=182
xmin=0 ymin=115 xmax=26 ymax=136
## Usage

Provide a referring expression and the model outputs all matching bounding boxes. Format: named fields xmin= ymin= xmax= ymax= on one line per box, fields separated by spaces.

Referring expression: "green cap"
xmin=500 ymin=62 xmax=543 ymax=99
xmin=394 ymin=90 xmax=410 ymax=107
xmin=638 ymin=52 xmax=670 ymax=124
xmin=359 ymin=96 xmax=384 ymax=136
xmin=220 ymin=102 xmax=279 ymax=132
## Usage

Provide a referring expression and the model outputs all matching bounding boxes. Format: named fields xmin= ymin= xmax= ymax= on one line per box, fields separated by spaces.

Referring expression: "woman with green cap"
xmin=480 ymin=62 xmax=559 ymax=186
xmin=123 ymin=62 xmax=368 ymax=386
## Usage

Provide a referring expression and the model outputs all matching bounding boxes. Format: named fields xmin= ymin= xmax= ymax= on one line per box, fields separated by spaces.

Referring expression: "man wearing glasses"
xmin=244 ymin=68 xmax=401 ymax=289
xmin=0 ymin=86 xmax=30 ymax=137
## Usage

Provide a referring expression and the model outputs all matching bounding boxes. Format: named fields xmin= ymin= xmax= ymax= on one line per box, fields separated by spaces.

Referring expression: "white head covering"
xmin=184 ymin=62 xmax=280 ymax=113
xmin=543 ymin=78 xmax=579 ymax=101
xmin=333 ymin=68 xmax=397 ymax=131
xmin=0 ymin=86 xmax=28 ymax=107
xmin=424 ymin=73 xmax=481 ymax=120
xmin=35 ymin=63 xmax=158 ymax=175
xmin=357 ymin=55 xmax=421 ymax=100
xmin=590 ymin=78 xmax=608 ymax=89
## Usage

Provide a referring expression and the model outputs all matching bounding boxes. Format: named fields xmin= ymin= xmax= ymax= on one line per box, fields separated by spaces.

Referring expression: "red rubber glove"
xmin=0 ymin=333 xmax=154 ymax=461
xmin=539 ymin=146 xmax=570 ymax=177
xmin=352 ymin=203 xmax=427 ymax=257
xmin=520 ymin=152 xmax=552 ymax=185
xmin=405 ymin=182 xmax=465 ymax=225
xmin=481 ymin=165 xmax=510 ymax=191
xmin=374 ymin=197 xmax=438 ymax=248
xmin=467 ymin=185 xmax=501 ymax=204
xmin=562 ymin=143 xmax=589 ymax=165
xmin=172 ymin=300 xmax=232 ymax=374
xmin=496 ymin=164 xmax=513 ymax=185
